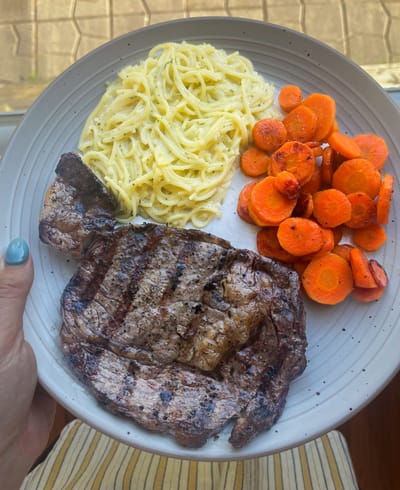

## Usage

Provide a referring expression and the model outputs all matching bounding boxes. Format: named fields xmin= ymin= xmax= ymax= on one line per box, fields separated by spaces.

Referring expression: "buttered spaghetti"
xmin=78 ymin=42 xmax=278 ymax=227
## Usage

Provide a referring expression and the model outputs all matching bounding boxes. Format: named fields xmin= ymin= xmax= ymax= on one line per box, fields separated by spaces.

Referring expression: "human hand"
xmin=0 ymin=239 xmax=56 ymax=490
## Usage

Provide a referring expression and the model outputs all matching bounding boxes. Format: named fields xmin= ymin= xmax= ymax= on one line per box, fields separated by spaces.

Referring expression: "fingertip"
xmin=5 ymin=238 xmax=30 ymax=266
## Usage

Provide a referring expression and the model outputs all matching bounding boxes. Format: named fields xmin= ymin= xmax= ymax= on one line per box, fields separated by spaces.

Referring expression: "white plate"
xmin=1 ymin=17 xmax=399 ymax=461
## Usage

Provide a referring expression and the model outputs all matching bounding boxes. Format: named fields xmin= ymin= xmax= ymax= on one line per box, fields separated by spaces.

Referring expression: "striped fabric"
xmin=22 ymin=420 xmax=359 ymax=489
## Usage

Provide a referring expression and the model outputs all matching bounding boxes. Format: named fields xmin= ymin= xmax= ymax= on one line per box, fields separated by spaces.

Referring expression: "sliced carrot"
xmin=301 ymin=164 xmax=322 ymax=195
xmin=311 ymin=145 xmax=323 ymax=158
xmin=349 ymin=247 xmax=377 ymax=288
xmin=278 ymin=84 xmax=303 ymax=112
xmin=273 ymin=171 xmax=300 ymax=200
xmin=376 ymin=173 xmax=395 ymax=225
xmin=327 ymin=131 xmax=362 ymax=159
xmin=252 ymin=118 xmax=287 ymax=152
xmin=332 ymin=226 xmax=343 ymax=245
xmin=283 ymin=104 xmax=317 ymax=142
xmin=352 ymin=286 xmax=385 ymax=303
xmin=368 ymin=259 xmax=388 ymax=288
xmin=302 ymin=227 xmax=335 ymax=260
xmin=271 ymin=141 xmax=315 ymax=185
xmin=352 ymin=223 xmax=387 ymax=252
xmin=345 ymin=192 xmax=376 ymax=229
xmin=352 ymin=133 xmax=389 ymax=170
xmin=332 ymin=243 xmax=354 ymax=262
xmin=321 ymin=145 xmax=335 ymax=187
xmin=293 ymin=192 xmax=314 ymax=219
xmin=256 ymin=227 xmax=296 ymax=263
xmin=277 ymin=217 xmax=323 ymax=256
xmin=302 ymin=93 xmax=336 ymax=141
xmin=331 ymin=158 xmax=382 ymax=199
xmin=239 ymin=146 xmax=271 ymax=177
xmin=302 ymin=253 xmax=354 ymax=305
xmin=237 ymin=181 xmax=257 ymax=224
xmin=312 ymin=188 xmax=352 ymax=228
xmin=248 ymin=176 xmax=297 ymax=226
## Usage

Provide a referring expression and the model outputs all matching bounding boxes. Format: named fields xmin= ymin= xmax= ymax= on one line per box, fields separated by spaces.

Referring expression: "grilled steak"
xmin=39 ymin=152 xmax=118 ymax=256
xmin=40 ymin=154 xmax=307 ymax=448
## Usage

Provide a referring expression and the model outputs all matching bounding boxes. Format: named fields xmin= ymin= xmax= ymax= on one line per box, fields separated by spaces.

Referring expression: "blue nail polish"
xmin=5 ymin=238 xmax=30 ymax=265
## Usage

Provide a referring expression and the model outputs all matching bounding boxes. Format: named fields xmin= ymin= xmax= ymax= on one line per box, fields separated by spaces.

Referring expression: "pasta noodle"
xmin=78 ymin=41 xmax=278 ymax=227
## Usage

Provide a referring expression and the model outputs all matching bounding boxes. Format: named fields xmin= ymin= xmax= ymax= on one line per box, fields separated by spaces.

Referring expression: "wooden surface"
xmin=45 ymin=370 xmax=400 ymax=489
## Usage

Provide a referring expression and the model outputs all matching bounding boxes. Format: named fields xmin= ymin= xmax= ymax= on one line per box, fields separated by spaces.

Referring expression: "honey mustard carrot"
xmin=345 ymin=191 xmax=376 ymax=229
xmin=368 ymin=259 xmax=388 ymax=288
xmin=352 ymin=223 xmax=387 ymax=252
xmin=256 ymin=227 xmax=296 ymax=263
xmin=312 ymin=188 xmax=352 ymax=228
xmin=252 ymin=118 xmax=287 ymax=152
xmin=237 ymin=180 xmax=257 ymax=224
xmin=376 ymin=173 xmax=395 ymax=225
xmin=248 ymin=176 xmax=297 ymax=226
xmin=327 ymin=131 xmax=362 ymax=160
xmin=273 ymin=171 xmax=301 ymax=200
xmin=301 ymin=253 xmax=354 ymax=305
xmin=302 ymin=93 xmax=336 ymax=141
xmin=331 ymin=158 xmax=381 ymax=199
xmin=349 ymin=247 xmax=377 ymax=289
xmin=352 ymin=133 xmax=389 ymax=170
xmin=271 ymin=141 xmax=315 ymax=185
xmin=278 ymin=84 xmax=303 ymax=112
xmin=283 ymin=104 xmax=317 ymax=142
xmin=277 ymin=217 xmax=323 ymax=256
xmin=240 ymin=146 xmax=271 ymax=177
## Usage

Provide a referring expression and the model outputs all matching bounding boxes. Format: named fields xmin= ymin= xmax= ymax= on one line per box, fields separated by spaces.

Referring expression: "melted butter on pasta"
xmin=78 ymin=42 xmax=279 ymax=227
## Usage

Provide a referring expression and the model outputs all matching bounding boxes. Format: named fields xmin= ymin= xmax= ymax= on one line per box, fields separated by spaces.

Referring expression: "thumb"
xmin=0 ymin=238 xmax=33 ymax=355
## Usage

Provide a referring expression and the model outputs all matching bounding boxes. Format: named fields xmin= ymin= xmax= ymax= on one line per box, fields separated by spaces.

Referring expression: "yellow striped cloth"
xmin=22 ymin=420 xmax=358 ymax=489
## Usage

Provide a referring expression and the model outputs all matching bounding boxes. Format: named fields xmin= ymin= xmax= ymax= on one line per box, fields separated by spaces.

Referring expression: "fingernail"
xmin=5 ymin=238 xmax=30 ymax=265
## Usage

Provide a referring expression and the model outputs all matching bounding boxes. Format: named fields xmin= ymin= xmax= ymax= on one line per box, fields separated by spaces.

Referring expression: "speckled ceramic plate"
xmin=1 ymin=17 xmax=399 ymax=461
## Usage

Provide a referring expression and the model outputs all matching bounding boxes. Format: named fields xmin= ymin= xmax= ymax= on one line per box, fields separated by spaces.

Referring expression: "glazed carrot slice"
xmin=312 ymin=188 xmax=352 ymax=228
xmin=283 ymin=104 xmax=317 ymax=142
xmin=301 ymin=164 xmax=322 ymax=195
xmin=327 ymin=131 xmax=362 ymax=160
xmin=376 ymin=173 xmax=395 ymax=225
xmin=293 ymin=192 xmax=314 ymax=219
xmin=331 ymin=158 xmax=381 ymax=199
xmin=278 ymin=84 xmax=303 ymax=112
xmin=345 ymin=192 xmax=376 ymax=229
xmin=302 ymin=93 xmax=336 ymax=141
xmin=240 ymin=146 xmax=271 ymax=177
xmin=332 ymin=243 xmax=354 ymax=262
xmin=277 ymin=217 xmax=323 ymax=256
xmin=368 ymin=259 xmax=388 ymax=288
xmin=271 ymin=141 xmax=315 ymax=185
xmin=252 ymin=118 xmax=288 ymax=152
xmin=302 ymin=253 xmax=354 ymax=305
xmin=352 ymin=223 xmax=387 ymax=252
xmin=349 ymin=247 xmax=377 ymax=288
xmin=273 ymin=171 xmax=300 ymax=200
xmin=302 ymin=227 xmax=335 ymax=261
xmin=352 ymin=133 xmax=389 ymax=170
xmin=248 ymin=176 xmax=297 ymax=226
xmin=352 ymin=286 xmax=385 ymax=303
xmin=256 ymin=227 xmax=296 ymax=263
xmin=237 ymin=181 xmax=257 ymax=224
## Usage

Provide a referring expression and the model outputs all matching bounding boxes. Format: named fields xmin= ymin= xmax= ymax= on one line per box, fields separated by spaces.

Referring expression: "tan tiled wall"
xmin=1 ymin=0 xmax=400 ymax=110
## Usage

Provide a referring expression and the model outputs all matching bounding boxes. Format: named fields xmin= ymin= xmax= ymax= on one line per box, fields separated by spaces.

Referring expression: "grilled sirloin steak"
xmin=40 ymin=153 xmax=307 ymax=448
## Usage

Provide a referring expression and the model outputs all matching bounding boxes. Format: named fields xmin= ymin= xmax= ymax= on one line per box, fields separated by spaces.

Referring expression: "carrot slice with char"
xmin=352 ymin=286 xmax=385 ymax=303
xmin=368 ymin=259 xmax=388 ymax=288
xmin=312 ymin=188 xmax=352 ymax=228
xmin=277 ymin=217 xmax=323 ymax=256
xmin=293 ymin=192 xmax=314 ymax=219
xmin=376 ymin=173 xmax=395 ymax=225
xmin=327 ymin=131 xmax=362 ymax=159
xmin=345 ymin=192 xmax=376 ymax=229
xmin=331 ymin=158 xmax=381 ymax=199
xmin=302 ymin=93 xmax=336 ymax=141
xmin=240 ymin=146 xmax=271 ymax=177
xmin=302 ymin=253 xmax=354 ymax=305
xmin=273 ymin=171 xmax=300 ymax=200
xmin=353 ymin=133 xmax=389 ymax=170
xmin=278 ymin=84 xmax=303 ymax=112
xmin=237 ymin=181 xmax=257 ymax=224
xmin=271 ymin=141 xmax=315 ymax=185
xmin=252 ymin=118 xmax=287 ymax=152
xmin=248 ymin=176 xmax=297 ymax=226
xmin=283 ymin=104 xmax=317 ymax=142
xmin=256 ymin=227 xmax=296 ymax=263
xmin=349 ymin=247 xmax=377 ymax=288
xmin=352 ymin=223 xmax=387 ymax=252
